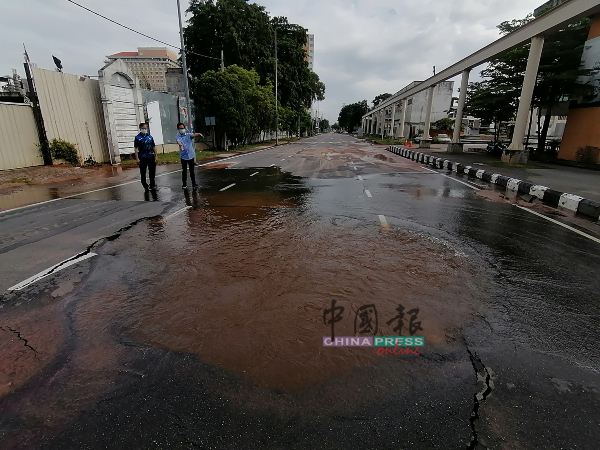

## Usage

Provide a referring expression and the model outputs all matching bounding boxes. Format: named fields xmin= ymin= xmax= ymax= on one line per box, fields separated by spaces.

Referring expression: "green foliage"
xmin=319 ymin=118 xmax=330 ymax=131
xmin=48 ymin=139 xmax=80 ymax=166
xmin=372 ymin=93 xmax=392 ymax=108
xmin=432 ymin=118 xmax=455 ymax=131
xmin=332 ymin=123 xmax=340 ymax=130
xmin=185 ymin=0 xmax=325 ymax=117
xmin=194 ymin=65 xmax=275 ymax=149
xmin=338 ymin=100 xmax=369 ymax=133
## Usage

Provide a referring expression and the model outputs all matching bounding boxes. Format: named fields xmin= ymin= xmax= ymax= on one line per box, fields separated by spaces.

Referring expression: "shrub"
xmin=49 ymin=139 xmax=81 ymax=166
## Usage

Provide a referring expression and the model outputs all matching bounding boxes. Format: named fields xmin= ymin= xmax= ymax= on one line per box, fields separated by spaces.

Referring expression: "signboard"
xmin=205 ymin=116 xmax=216 ymax=126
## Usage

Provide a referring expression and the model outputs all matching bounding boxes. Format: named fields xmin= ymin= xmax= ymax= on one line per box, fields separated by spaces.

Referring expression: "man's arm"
xmin=134 ymin=139 xmax=140 ymax=163
xmin=153 ymin=146 xmax=158 ymax=163
xmin=192 ymin=133 xmax=204 ymax=138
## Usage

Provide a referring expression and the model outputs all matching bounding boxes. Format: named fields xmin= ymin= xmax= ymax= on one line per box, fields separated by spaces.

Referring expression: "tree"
xmin=320 ymin=118 xmax=330 ymax=131
xmin=193 ymin=65 xmax=275 ymax=149
xmin=431 ymin=118 xmax=455 ymax=131
xmin=185 ymin=0 xmax=325 ymax=126
xmin=338 ymin=100 xmax=369 ymax=133
xmin=372 ymin=93 xmax=392 ymax=108
xmin=332 ymin=123 xmax=340 ymax=131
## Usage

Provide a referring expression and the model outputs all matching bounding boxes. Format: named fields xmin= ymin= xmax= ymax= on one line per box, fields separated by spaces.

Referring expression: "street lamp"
xmin=176 ymin=0 xmax=193 ymax=132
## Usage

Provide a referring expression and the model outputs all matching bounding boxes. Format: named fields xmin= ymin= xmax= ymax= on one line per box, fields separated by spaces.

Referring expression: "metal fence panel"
xmin=33 ymin=67 xmax=110 ymax=164
xmin=0 ymin=103 xmax=43 ymax=170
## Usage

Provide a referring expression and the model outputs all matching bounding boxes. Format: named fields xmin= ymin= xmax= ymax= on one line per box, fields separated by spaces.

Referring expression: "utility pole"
xmin=275 ymin=29 xmax=279 ymax=146
xmin=220 ymin=49 xmax=227 ymax=150
xmin=177 ymin=0 xmax=193 ymax=132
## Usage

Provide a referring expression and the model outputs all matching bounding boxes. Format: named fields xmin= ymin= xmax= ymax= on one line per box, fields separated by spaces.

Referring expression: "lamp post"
xmin=176 ymin=0 xmax=193 ymax=132
xmin=275 ymin=29 xmax=279 ymax=146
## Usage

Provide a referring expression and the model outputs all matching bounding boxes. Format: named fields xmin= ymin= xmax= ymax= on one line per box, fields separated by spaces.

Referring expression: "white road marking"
xmin=220 ymin=183 xmax=236 ymax=191
xmin=250 ymin=172 xmax=259 ymax=177
xmin=358 ymin=175 xmax=363 ymax=181
xmin=437 ymin=173 xmax=480 ymax=190
xmin=378 ymin=215 xmax=390 ymax=231
xmin=269 ymin=164 xmax=276 ymax=167
xmin=420 ymin=166 xmax=438 ymax=173
xmin=365 ymin=190 xmax=373 ymax=198
xmin=514 ymin=205 xmax=600 ymax=244
xmin=353 ymin=166 xmax=357 ymax=170
xmin=161 ymin=206 xmax=192 ymax=222
xmin=8 ymin=252 xmax=97 ymax=291
xmin=0 ymin=146 xmax=278 ymax=215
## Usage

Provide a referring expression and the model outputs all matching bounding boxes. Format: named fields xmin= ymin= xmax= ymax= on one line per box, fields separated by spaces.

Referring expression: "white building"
xmin=105 ymin=48 xmax=181 ymax=93
xmin=304 ymin=34 xmax=315 ymax=70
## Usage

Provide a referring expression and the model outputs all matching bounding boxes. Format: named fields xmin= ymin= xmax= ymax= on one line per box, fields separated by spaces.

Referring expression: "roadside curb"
xmin=386 ymin=145 xmax=600 ymax=222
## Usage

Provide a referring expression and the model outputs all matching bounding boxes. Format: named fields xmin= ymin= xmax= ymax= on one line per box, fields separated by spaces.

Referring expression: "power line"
xmin=66 ymin=0 xmax=220 ymax=61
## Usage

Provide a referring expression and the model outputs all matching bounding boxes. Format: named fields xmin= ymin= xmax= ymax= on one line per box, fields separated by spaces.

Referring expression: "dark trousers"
xmin=139 ymin=158 xmax=156 ymax=189
xmin=181 ymin=158 xmax=197 ymax=186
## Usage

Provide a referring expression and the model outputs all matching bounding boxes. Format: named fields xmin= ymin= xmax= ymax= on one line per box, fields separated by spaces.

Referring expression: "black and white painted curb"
xmin=386 ymin=146 xmax=600 ymax=222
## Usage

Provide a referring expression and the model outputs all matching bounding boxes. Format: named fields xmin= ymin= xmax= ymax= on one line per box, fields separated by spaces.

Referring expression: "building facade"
xmin=304 ymin=34 xmax=315 ymax=70
xmin=105 ymin=47 xmax=180 ymax=93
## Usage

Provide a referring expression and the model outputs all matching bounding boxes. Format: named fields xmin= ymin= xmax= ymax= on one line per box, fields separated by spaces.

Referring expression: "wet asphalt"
xmin=0 ymin=134 xmax=599 ymax=450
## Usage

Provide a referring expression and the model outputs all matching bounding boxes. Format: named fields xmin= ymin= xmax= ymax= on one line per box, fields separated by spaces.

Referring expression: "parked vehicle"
xmin=486 ymin=141 xmax=507 ymax=156
xmin=413 ymin=134 xmax=424 ymax=143
xmin=433 ymin=133 xmax=451 ymax=143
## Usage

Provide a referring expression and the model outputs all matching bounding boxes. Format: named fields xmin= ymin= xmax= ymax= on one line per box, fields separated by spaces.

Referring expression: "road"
xmin=0 ymin=134 xmax=599 ymax=449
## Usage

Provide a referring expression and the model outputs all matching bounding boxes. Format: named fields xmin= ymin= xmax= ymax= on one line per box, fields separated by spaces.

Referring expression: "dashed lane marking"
xmin=378 ymin=215 xmax=390 ymax=231
xmin=365 ymin=190 xmax=373 ymax=198
xmin=358 ymin=175 xmax=363 ymax=181
xmin=161 ymin=206 xmax=192 ymax=223
xmin=250 ymin=172 xmax=259 ymax=177
xmin=220 ymin=183 xmax=236 ymax=192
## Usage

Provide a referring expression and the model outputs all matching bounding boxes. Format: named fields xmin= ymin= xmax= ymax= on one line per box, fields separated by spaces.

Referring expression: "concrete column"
xmin=390 ymin=104 xmax=396 ymax=139
xmin=423 ymin=86 xmax=435 ymax=140
xmin=380 ymin=110 xmax=385 ymax=139
xmin=453 ymin=69 xmax=470 ymax=143
xmin=399 ymin=99 xmax=407 ymax=139
xmin=370 ymin=115 xmax=374 ymax=135
xmin=507 ymin=36 xmax=545 ymax=158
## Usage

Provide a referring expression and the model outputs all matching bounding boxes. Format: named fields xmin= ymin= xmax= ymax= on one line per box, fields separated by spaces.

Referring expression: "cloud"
xmin=2 ymin=0 xmax=543 ymax=122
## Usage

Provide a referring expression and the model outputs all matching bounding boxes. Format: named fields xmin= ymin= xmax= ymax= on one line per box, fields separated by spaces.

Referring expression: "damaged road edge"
xmin=5 ymin=214 xmax=164 ymax=293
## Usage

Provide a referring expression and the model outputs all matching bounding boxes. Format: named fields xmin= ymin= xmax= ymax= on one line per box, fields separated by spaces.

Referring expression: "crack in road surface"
xmin=0 ymin=326 xmax=39 ymax=356
xmin=465 ymin=344 xmax=494 ymax=449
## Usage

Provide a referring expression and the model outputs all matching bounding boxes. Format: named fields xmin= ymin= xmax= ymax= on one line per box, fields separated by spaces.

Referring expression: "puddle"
xmin=79 ymin=209 xmax=489 ymax=392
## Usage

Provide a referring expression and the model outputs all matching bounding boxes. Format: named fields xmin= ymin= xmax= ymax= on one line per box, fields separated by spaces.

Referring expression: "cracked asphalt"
xmin=0 ymin=134 xmax=599 ymax=449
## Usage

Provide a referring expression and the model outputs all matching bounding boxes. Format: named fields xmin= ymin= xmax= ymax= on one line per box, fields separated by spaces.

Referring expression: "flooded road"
xmin=0 ymin=134 xmax=599 ymax=449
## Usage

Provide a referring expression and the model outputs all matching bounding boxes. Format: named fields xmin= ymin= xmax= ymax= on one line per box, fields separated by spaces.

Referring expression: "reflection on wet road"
xmin=0 ymin=134 xmax=599 ymax=449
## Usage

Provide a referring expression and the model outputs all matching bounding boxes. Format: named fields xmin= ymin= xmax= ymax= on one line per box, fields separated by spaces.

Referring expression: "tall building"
xmin=105 ymin=47 xmax=180 ymax=92
xmin=304 ymin=34 xmax=315 ymax=70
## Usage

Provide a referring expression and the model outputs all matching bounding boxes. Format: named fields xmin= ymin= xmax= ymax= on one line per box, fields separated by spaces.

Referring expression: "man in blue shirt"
xmin=176 ymin=123 xmax=204 ymax=189
xmin=134 ymin=123 xmax=158 ymax=190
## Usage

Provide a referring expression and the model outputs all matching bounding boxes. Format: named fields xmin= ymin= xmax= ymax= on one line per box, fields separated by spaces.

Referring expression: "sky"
xmin=1 ymin=0 xmax=545 ymax=123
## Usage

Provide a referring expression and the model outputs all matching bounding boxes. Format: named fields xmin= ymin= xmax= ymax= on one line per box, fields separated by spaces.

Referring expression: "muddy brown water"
xmin=78 ymin=194 xmax=489 ymax=393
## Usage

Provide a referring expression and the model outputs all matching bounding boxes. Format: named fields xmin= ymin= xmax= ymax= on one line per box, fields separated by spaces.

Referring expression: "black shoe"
xmin=192 ymin=184 xmax=199 ymax=189
xmin=150 ymin=185 xmax=157 ymax=190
